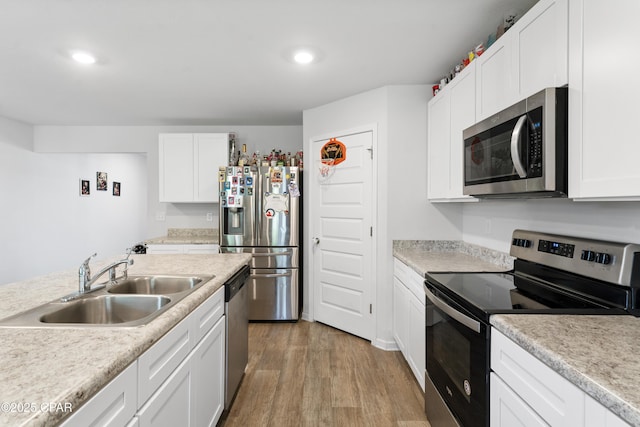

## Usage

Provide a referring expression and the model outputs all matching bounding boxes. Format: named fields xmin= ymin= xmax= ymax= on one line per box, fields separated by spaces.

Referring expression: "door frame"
xmin=306 ymin=123 xmax=378 ymax=339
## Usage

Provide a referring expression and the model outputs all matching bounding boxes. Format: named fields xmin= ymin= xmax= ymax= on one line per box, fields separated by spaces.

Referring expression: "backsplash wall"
xmin=462 ymin=199 xmax=640 ymax=253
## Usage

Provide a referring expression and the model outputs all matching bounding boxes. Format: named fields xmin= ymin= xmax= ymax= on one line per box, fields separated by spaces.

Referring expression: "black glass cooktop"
xmin=425 ymin=269 xmax=630 ymax=323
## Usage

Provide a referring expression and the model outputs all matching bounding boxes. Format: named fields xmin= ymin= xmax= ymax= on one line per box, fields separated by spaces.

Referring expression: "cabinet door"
xmin=448 ymin=64 xmax=477 ymax=200
xmin=476 ymin=32 xmax=514 ymax=121
xmin=60 ymin=362 xmax=137 ymax=427
xmin=146 ymin=244 xmax=184 ymax=254
xmin=511 ymin=0 xmax=568 ymax=100
xmin=392 ymin=276 xmax=409 ymax=355
xmin=585 ymin=394 xmax=631 ymax=427
xmin=183 ymin=244 xmax=220 ymax=254
xmin=407 ymin=295 xmax=425 ymax=391
xmin=194 ymin=134 xmax=228 ymax=202
xmin=192 ymin=316 xmax=226 ymax=427
xmin=137 ymin=356 xmax=193 ymax=427
xmin=491 ymin=330 xmax=584 ymax=426
xmin=159 ymin=134 xmax=195 ymax=202
xmin=568 ymin=0 xmax=640 ymax=199
xmin=138 ymin=318 xmax=191 ymax=406
xmin=427 ymin=91 xmax=451 ymax=200
xmin=190 ymin=285 xmax=224 ymax=345
xmin=490 ymin=373 xmax=549 ymax=427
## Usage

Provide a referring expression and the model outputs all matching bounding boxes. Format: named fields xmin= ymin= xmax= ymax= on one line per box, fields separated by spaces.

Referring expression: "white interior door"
xmin=311 ymin=129 xmax=374 ymax=341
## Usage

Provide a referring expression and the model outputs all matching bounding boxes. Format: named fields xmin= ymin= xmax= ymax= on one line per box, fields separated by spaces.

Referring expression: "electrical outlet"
xmin=156 ymin=212 xmax=166 ymax=221
xmin=206 ymin=212 xmax=213 ymax=222
xmin=484 ymin=219 xmax=492 ymax=234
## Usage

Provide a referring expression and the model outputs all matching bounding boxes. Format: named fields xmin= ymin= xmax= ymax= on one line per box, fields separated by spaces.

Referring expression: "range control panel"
xmin=510 ymin=229 xmax=640 ymax=287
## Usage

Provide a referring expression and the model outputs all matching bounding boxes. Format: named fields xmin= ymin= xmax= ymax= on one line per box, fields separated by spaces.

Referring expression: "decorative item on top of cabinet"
xmin=568 ymin=0 xmax=640 ymax=200
xmin=159 ymin=133 xmax=228 ymax=203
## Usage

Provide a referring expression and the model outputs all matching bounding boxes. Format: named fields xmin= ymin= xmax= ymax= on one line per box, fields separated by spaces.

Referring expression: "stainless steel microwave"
xmin=462 ymin=87 xmax=568 ymax=198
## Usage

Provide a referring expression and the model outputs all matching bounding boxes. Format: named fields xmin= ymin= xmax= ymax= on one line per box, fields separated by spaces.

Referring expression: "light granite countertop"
xmin=145 ymin=227 xmax=219 ymax=245
xmin=393 ymin=240 xmax=514 ymax=276
xmin=0 ymin=253 xmax=250 ymax=427
xmin=492 ymin=314 xmax=640 ymax=426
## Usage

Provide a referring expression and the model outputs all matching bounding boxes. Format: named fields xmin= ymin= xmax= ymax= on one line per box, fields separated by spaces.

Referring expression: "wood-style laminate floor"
xmin=221 ymin=320 xmax=431 ymax=427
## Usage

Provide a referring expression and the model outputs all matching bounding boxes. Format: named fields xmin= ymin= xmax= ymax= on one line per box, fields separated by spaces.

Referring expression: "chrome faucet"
xmin=62 ymin=250 xmax=136 ymax=302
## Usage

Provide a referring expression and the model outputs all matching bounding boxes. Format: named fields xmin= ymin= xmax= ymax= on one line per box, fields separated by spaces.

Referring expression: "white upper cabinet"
xmin=476 ymin=33 xmax=514 ymax=121
xmin=476 ymin=0 xmax=568 ymax=121
xmin=568 ymin=0 xmax=640 ymax=200
xmin=427 ymin=88 xmax=451 ymax=200
xmin=428 ymin=63 xmax=477 ymax=201
xmin=159 ymin=133 xmax=228 ymax=203
xmin=511 ymin=0 xmax=568 ymax=100
xmin=448 ymin=65 xmax=477 ymax=200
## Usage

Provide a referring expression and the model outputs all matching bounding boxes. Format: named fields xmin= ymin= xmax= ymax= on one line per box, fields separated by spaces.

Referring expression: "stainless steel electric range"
xmin=424 ymin=229 xmax=640 ymax=427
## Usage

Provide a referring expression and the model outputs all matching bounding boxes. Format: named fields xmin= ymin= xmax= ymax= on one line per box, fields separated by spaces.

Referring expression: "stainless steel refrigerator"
xmin=218 ymin=165 xmax=301 ymax=321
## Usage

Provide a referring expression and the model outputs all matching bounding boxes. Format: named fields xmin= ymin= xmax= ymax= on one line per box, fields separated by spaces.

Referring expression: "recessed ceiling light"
xmin=71 ymin=51 xmax=97 ymax=65
xmin=293 ymin=51 xmax=314 ymax=65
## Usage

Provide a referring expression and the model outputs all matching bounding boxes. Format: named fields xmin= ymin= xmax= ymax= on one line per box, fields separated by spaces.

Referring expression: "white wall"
xmin=34 ymin=125 xmax=303 ymax=239
xmin=303 ymin=85 xmax=462 ymax=348
xmin=463 ymin=199 xmax=640 ymax=252
xmin=0 ymin=117 xmax=147 ymax=285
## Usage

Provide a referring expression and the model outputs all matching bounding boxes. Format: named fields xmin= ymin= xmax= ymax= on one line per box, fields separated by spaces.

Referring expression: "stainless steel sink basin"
xmin=107 ymin=275 xmax=211 ymax=295
xmin=40 ymin=295 xmax=171 ymax=325
xmin=0 ymin=273 xmax=215 ymax=328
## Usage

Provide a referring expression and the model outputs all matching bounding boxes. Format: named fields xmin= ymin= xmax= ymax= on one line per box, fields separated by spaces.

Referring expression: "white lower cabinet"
xmin=138 ymin=354 xmax=194 ymax=427
xmin=61 ymin=286 xmax=226 ymax=427
xmin=192 ymin=316 xmax=225 ymax=427
xmin=146 ymin=244 xmax=219 ymax=255
xmin=491 ymin=373 xmax=548 ymax=427
xmin=491 ymin=328 xmax=630 ymax=427
xmin=60 ymin=361 xmax=138 ymax=427
xmin=392 ymin=258 xmax=425 ymax=391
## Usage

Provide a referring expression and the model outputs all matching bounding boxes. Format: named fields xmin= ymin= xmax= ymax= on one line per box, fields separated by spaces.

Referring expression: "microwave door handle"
xmin=424 ymin=284 xmax=481 ymax=333
xmin=510 ymin=114 xmax=529 ymax=178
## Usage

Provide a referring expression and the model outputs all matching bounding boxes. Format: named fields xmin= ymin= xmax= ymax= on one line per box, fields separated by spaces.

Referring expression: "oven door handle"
xmin=510 ymin=114 xmax=529 ymax=179
xmin=424 ymin=284 xmax=481 ymax=333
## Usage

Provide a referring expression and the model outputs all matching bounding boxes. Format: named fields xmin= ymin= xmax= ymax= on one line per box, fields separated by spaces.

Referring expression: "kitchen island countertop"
xmin=0 ymin=252 xmax=250 ymax=427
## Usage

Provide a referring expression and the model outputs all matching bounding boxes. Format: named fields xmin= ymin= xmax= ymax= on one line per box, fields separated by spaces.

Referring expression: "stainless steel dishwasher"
xmin=224 ymin=265 xmax=249 ymax=411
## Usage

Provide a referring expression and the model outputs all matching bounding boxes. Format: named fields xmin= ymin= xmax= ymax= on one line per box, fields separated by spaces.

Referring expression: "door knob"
xmin=313 ymin=237 xmax=320 ymax=245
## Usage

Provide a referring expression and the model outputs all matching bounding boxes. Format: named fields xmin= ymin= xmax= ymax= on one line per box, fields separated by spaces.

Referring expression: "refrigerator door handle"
xmin=252 ymin=251 xmax=294 ymax=257
xmin=250 ymin=272 xmax=292 ymax=279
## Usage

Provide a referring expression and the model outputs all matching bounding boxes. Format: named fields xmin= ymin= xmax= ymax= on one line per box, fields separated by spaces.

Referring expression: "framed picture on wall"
xmin=97 ymin=172 xmax=107 ymax=191
xmin=113 ymin=182 xmax=121 ymax=196
xmin=80 ymin=179 xmax=90 ymax=196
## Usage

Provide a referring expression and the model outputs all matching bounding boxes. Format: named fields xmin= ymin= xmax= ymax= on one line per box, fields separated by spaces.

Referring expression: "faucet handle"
xmin=79 ymin=253 xmax=97 ymax=290
xmin=82 ymin=253 xmax=97 ymax=266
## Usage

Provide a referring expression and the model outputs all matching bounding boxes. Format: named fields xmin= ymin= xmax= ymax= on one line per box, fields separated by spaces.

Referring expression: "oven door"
xmin=425 ymin=282 xmax=489 ymax=427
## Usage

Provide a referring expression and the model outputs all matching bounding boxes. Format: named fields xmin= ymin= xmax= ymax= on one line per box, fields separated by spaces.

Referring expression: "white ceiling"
xmin=0 ymin=0 xmax=537 ymax=126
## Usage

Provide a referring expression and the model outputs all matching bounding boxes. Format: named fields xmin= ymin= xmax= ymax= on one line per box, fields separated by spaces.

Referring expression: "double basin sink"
xmin=0 ymin=274 xmax=214 ymax=328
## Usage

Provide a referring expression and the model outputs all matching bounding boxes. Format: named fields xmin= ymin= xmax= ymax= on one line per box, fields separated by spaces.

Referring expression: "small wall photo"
xmin=80 ymin=179 xmax=90 ymax=196
xmin=113 ymin=182 xmax=121 ymax=196
xmin=97 ymin=171 xmax=107 ymax=191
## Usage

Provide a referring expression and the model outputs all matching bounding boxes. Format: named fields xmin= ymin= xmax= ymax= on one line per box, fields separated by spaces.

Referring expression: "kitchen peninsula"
xmin=0 ymin=252 xmax=250 ymax=427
